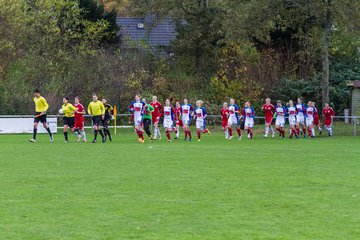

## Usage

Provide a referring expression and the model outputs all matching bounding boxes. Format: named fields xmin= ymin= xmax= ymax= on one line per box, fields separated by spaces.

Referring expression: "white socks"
xmin=82 ymin=130 xmax=86 ymax=140
xmin=154 ymin=128 xmax=161 ymax=139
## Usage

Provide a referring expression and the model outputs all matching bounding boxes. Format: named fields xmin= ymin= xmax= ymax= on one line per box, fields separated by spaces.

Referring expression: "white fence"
xmin=0 ymin=114 xmax=359 ymax=136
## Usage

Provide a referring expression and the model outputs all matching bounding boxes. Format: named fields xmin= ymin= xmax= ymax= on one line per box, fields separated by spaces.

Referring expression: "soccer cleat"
xmin=184 ymin=138 xmax=187 ymax=141
xmin=92 ymin=139 xmax=97 ymax=143
xmin=102 ymin=137 xmax=106 ymax=143
xmin=64 ymin=140 xmax=68 ymax=144
xmin=228 ymin=136 xmax=233 ymax=140
xmin=109 ymin=135 xmax=112 ymax=142
xmin=28 ymin=139 xmax=36 ymax=143
xmin=50 ymin=135 xmax=54 ymax=142
xmin=83 ymin=139 xmax=87 ymax=143
xmin=197 ymin=139 xmax=201 ymax=142
xmin=168 ymin=139 xmax=172 ymax=142
xmin=189 ymin=138 xmax=192 ymax=142
xmin=271 ymin=132 xmax=275 ymax=138
xmin=174 ymin=137 xmax=178 ymax=140
xmin=238 ymin=135 xmax=242 ymax=141
xmin=77 ymin=135 xmax=81 ymax=143
xmin=264 ymin=134 xmax=268 ymax=138
xmin=319 ymin=130 xmax=323 ymax=135
xmin=206 ymin=129 xmax=211 ymax=135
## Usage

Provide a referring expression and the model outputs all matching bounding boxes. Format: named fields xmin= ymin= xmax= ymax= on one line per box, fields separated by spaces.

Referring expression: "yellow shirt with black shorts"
xmin=62 ymin=103 xmax=77 ymax=127
xmin=34 ymin=96 xmax=49 ymax=123
xmin=88 ymin=101 xmax=105 ymax=126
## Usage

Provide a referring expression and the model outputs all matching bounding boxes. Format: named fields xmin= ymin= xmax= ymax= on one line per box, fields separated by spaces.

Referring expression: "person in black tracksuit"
xmin=101 ymin=97 xmax=113 ymax=142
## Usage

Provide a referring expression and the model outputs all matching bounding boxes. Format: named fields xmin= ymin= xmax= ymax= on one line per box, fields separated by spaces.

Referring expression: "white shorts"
xmin=228 ymin=116 xmax=238 ymax=126
xmin=306 ymin=117 xmax=313 ymax=127
xmin=275 ymin=117 xmax=285 ymax=127
xmin=163 ymin=119 xmax=174 ymax=129
xmin=244 ymin=118 xmax=254 ymax=128
xmin=134 ymin=116 xmax=143 ymax=127
xmin=297 ymin=114 xmax=305 ymax=125
xmin=288 ymin=116 xmax=297 ymax=126
xmin=196 ymin=120 xmax=204 ymax=129
xmin=182 ymin=117 xmax=190 ymax=126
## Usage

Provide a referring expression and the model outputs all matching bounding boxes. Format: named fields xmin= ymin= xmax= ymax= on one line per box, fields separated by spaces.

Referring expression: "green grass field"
xmin=1 ymin=131 xmax=360 ymax=239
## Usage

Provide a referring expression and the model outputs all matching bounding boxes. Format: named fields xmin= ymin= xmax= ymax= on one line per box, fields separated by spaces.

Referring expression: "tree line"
xmin=1 ymin=0 xmax=360 ymax=115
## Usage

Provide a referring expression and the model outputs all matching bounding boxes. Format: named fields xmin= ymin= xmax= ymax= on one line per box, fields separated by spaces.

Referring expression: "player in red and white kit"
xmin=227 ymin=98 xmax=242 ymax=140
xmin=262 ymin=98 xmax=276 ymax=138
xmin=305 ymin=101 xmax=316 ymax=138
xmin=296 ymin=98 xmax=307 ymax=137
xmin=194 ymin=100 xmax=208 ymax=142
xmin=287 ymin=100 xmax=299 ymax=139
xmin=129 ymin=94 xmax=146 ymax=143
xmin=74 ymin=96 xmax=87 ymax=143
xmin=163 ymin=99 xmax=176 ymax=142
xmin=311 ymin=102 xmax=322 ymax=135
xmin=174 ymin=101 xmax=182 ymax=140
xmin=220 ymin=102 xmax=229 ymax=139
xmin=242 ymin=101 xmax=255 ymax=140
xmin=275 ymin=100 xmax=286 ymax=139
xmin=150 ymin=96 xmax=163 ymax=140
xmin=322 ymin=103 xmax=335 ymax=136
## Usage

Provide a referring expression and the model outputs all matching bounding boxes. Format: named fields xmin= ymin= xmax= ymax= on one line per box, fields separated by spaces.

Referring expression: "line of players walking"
xmin=29 ymin=89 xmax=335 ymax=144
xmin=129 ymin=95 xmax=335 ymax=143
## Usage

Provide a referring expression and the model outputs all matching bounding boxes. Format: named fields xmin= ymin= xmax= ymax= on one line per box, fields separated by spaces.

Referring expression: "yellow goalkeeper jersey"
xmin=62 ymin=103 xmax=77 ymax=117
xmin=34 ymin=96 xmax=49 ymax=113
xmin=88 ymin=101 xmax=105 ymax=116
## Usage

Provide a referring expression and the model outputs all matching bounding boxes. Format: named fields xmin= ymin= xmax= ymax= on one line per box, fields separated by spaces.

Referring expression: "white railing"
xmin=0 ymin=114 xmax=359 ymax=136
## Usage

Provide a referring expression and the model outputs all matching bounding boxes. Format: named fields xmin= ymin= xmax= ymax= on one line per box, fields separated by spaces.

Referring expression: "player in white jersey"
xmin=287 ymin=100 xmax=299 ymax=139
xmin=194 ymin=100 xmax=208 ymax=142
xmin=305 ymin=101 xmax=316 ymax=138
xmin=181 ymin=98 xmax=194 ymax=141
xmin=296 ymin=98 xmax=307 ymax=137
xmin=129 ymin=94 xmax=145 ymax=143
xmin=275 ymin=100 xmax=286 ymax=139
xmin=241 ymin=101 xmax=255 ymax=140
xmin=227 ymin=98 xmax=242 ymax=140
xmin=163 ymin=99 xmax=176 ymax=142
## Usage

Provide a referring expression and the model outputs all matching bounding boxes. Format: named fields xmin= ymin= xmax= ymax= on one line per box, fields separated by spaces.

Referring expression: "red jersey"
xmin=150 ymin=101 xmax=163 ymax=119
xmin=322 ymin=107 xmax=335 ymax=125
xmin=174 ymin=107 xmax=181 ymax=121
xmin=262 ymin=104 xmax=275 ymax=117
xmin=74 ymin=103 xmax=85 ymax=122
xmin=220 ymin=108 xmax=229 ymax=121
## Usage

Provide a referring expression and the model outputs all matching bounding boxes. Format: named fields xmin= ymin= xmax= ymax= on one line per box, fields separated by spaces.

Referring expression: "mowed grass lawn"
xmin=1 ymin=131 xmax=360 ymax=239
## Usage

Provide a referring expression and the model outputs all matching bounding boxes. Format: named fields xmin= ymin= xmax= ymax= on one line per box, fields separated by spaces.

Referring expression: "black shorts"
xmin=64 ymin=117 xmax=75 ymax=128
xmin=34 ymin=112 xmax=47 ymax=123
xmin=102 ymin=118 xmax=110 ymax=127
xmin=92 ymin=116 xmax=102 ymax=126
xmin=143 ymin=118 xmax=152 ymax=127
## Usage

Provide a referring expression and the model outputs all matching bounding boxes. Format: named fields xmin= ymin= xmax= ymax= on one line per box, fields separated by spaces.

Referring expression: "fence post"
xmin=354 ymin=117 xmax=357 ymax=136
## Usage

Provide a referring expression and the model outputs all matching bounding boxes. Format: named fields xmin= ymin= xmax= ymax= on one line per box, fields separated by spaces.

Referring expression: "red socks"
xmin=228 ymin=128 xmax=233 ymax=136
xmin=166 ymin=130 xmax=171 ymax=140
xmin=137 ymin=129 xmax=144 ymax=140
xmin=187 ymin=130 xmax=192 ymax=138
xmin=236 ymin=128 xmax=242 ymax=136
xmin=197 ymin=130 xmax=201 ymax=140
